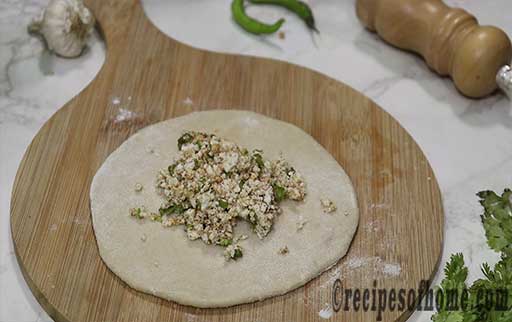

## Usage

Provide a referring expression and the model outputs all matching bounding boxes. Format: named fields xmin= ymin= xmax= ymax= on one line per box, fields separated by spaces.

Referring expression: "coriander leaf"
xmin=443 ymin=253 xmax=468 ymax=289
xmin=168 ymin=163 xmax=176 ymax=175
xmin=218 ymin=199 xmax=229 ymax=210
xmin=132 ymin=207 xmax=143 ymax=219
xmin=273 ymin=183 xmax=287 ymax=202
xmin=495 ymin=311 xmax=512 ymax=322
xmin=432 ymin=311 xmax=464 ymax=322
xmin=432 ymin=253 xmax=469 ymax=321
xmin=159 ymin=204 xmax=186 ymax=216
xmin=434 ymin=189 xmax=512 ymax=322
xmin=478 ymin=189 xmax=512 ymax=257
xmin=233 ymin=248 xmax=243 ymax=259
xmin=219 ymin=238 xmax=232 ymax=247
xmin=177 ymin=133 xmax=194 ymax=150
xmin=252 ymin=151 xmax=264 ymax=169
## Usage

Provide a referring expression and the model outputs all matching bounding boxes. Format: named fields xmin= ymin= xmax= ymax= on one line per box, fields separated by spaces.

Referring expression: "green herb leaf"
xmin=432 ymin=311 xmax=465 ymax=322
xmin=168 ymin=163 xmax=176 ymax=175
xmin=252 ymin=151 xmax=265 ymax=169
xmin=478 ymin=189 xmax=512 ymax=256
xmin=432 ymin=189 xmax=512 ymax=322
xmin=132 ymin=208 xmax=143 ymax=219
xmin=273 ymin=183 xmax=287 ymax=202
xmin=233 ymin=248 xmax=243 ymax=259
xmin=219 ymin=238 xmax=232 ymax=247
xmin=432 ymin=254 xmax=470 ymax=321
xmin=442 ymin=253 xmax=468 ymax=288
xmin=219 ymin=199 xmax=229 ymax=210
xmin=159 ymin=204 xmax=186 ymax=216
xmin=177 ymin=133 xmax=194 ymax=150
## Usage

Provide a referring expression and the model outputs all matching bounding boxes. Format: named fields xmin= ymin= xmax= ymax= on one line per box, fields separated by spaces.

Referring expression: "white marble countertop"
xmin=1 ymin=0 xmax=512 ymax=321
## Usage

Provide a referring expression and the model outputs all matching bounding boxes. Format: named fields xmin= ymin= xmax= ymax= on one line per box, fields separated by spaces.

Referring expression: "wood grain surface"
xmin=10 ymin=0 xmax=444 ymax=321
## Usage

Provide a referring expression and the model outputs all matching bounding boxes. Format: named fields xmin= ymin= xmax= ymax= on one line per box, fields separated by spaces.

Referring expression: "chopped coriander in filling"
xmin=132 ymin=131 xmax=306 ymax=260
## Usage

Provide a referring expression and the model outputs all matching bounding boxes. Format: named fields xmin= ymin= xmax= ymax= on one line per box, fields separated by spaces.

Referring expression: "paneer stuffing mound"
xmin=130 ymin=131 xmax=306 ymax=261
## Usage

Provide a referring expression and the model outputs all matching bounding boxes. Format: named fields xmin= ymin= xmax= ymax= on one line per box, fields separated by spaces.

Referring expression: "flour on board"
xmin=318 ymin=303 xmax=334 ymax=319
xmin=113 ymin=108 xmax=137 ymax=123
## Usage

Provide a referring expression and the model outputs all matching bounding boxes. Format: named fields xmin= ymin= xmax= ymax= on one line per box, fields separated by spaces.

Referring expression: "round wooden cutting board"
xmin=10 ymin=0 xmax=443 ymax=321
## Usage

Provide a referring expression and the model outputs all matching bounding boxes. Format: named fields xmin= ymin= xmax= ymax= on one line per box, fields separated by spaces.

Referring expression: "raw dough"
xmin=90 ymin=110 xmax=359 ymax=307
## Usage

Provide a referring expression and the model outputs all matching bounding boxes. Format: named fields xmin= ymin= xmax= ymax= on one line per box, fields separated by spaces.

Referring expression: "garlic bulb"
xmin=28 ymin=0 xmax=95 ymax=58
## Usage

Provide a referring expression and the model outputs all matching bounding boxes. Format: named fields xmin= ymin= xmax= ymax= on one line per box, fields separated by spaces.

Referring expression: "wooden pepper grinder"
xmin=356 ymin=0 xmax=512 ymax=98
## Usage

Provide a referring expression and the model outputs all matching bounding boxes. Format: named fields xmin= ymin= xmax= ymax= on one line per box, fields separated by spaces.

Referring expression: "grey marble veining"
xmin=1 ymin=0 xmax=512 ymax=321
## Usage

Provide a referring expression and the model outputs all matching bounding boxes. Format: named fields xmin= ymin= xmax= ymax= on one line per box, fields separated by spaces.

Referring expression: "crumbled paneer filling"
xmin=133 ymin=131 xmax=306 ymax=260
xmin=320 ymin=198 xmax=336 ymax=213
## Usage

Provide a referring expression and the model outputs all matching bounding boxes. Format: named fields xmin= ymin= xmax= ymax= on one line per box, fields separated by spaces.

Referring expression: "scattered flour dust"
xmin=346 ymin=256 xmax=378 ymax=269
xmin=312 ymin=257 xmax=402 ymax=318
xmin=112 ymin=97 xmax=121 ymax=105
xmin=345 ymin=256 xmax=401 ymax=277
xmin=382 ymin=263 xmax=402 ymax=277
xmin=364 ymin=219 xmax=380 ymax=232
xmin=318 ymin=256 xmax=401 ymax=292
xmin=113 ymin=108 xmax=137 ymax=123
xmin=318 ymin=303 xmax=334 ymax=319
xmin=243 ymin=116 xmax=260 ymax=128
xmin=368 ymin=202 xmax=389 ymax=210
xmin=320 ymin=265 xmax=342 ymax=289
xmin=183 ymin=97 xmax=194 ymax=106
xmin=184 ymin=313 xmax=198 ymax=322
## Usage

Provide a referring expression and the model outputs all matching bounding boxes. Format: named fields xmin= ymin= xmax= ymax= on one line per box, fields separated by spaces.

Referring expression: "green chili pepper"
xmin=231 ymin=0 xmax=285 ymax=35
xmin=249 ymin=0 xmax=318 ymax=33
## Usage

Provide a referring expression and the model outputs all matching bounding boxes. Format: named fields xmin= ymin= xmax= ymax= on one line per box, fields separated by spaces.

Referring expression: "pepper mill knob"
xmin=356 ymin=0 xmax=512 ymax=98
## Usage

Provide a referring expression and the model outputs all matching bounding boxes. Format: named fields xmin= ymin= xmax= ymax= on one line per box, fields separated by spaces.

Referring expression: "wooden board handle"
xmin=356 ymin=0 xmax=512 ymax=98
xmin=84 ymin=0 xmax=144 ymax=56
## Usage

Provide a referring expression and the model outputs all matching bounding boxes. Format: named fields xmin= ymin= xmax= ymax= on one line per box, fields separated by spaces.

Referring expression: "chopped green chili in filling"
xmin=131 ymin=131 xmax=306 ymax=260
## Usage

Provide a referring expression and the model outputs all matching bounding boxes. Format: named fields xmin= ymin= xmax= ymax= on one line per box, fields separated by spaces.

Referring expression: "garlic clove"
xmin=28 ymin=0 xmax=95 ymax=58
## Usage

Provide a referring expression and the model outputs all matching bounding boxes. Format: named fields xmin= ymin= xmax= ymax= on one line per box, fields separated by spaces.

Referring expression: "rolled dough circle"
xmin=90 ymin=110 xmax=359 ymax=307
